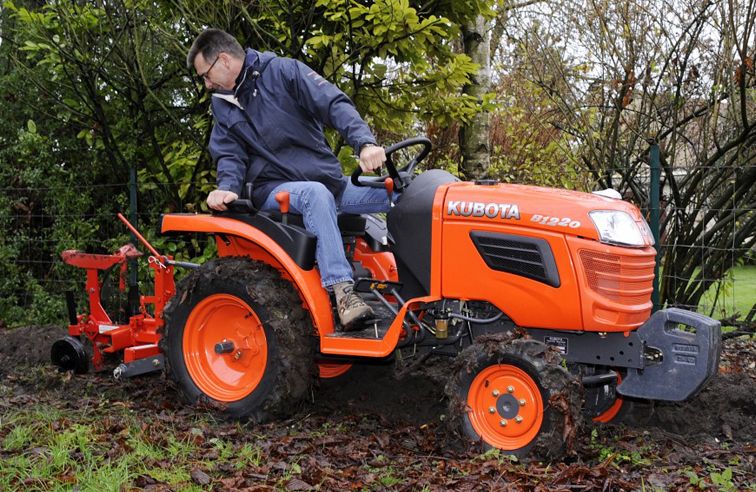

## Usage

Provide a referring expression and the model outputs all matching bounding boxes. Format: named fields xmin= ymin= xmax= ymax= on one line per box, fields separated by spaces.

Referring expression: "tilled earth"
xmin=1 ymin=325 xmax=754 ymax=490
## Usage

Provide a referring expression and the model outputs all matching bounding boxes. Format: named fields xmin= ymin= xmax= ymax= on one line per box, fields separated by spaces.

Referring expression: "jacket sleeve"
xmin=209 ymin=121 xmax=247 ymax=196
xmin=284 ymin=59 xmax=377 ymax=152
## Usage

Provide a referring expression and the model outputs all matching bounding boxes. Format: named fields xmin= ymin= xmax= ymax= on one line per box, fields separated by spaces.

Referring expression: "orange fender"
xmin=160 ymin=213 xmax=336 ymax=336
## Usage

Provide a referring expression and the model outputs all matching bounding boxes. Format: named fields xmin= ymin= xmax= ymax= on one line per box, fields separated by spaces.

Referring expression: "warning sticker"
xmin=544 ymin=336 xmax=568 ymax=355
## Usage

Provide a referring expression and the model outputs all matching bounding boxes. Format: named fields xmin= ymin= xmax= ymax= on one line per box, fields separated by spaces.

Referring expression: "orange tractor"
xmin=54 ymin=137 xmax=720 ymax=458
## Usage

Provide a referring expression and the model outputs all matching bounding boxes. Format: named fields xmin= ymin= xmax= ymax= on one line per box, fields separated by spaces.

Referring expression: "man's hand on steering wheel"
xmin=351 ymin=136 xmax=432 ymax=190
xmin=359 ymin=144 xmax=386 ymax=173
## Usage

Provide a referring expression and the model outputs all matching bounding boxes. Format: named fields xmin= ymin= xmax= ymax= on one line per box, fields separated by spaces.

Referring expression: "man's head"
xmin=187 ymin=29 xmax=246 ymax=91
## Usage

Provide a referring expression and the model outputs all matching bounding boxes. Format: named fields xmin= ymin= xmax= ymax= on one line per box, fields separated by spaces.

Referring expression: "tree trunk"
xmin=459 ymin=15 xmax=491 ymax=180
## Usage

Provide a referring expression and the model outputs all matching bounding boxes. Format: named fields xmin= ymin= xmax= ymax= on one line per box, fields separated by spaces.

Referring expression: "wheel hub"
xmin=496 ymin=393 xmax=520 ymax=419
xmin=467 ymin=364 xmax=544 ymax=450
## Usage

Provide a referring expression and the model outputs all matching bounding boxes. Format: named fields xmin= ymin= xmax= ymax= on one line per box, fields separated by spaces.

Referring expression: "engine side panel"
xmin=439 ymin=219 xmax=583 ymax=330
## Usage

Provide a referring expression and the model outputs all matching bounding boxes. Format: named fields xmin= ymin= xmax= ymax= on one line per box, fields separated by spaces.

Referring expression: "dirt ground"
xmin=1 ymin=325 xmax=754 ymax=490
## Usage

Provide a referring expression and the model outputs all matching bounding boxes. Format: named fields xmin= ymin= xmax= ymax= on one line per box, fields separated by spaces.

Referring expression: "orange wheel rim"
xmin=318 ymin=362 xmax=352 ymax=379
xmin=183 ymin=294 xmax=267 ymax=402
xmin=593 ymin=373 xmax=624 ymax=423
xmin=466 ymin=364 xmax=544 ymax=450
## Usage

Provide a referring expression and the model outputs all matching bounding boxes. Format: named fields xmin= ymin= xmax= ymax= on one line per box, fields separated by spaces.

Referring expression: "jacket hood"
xmin=243 ymin=48 xmax=277 ymax=73
xmin=234 ymin=49 xmax=277 ymax=94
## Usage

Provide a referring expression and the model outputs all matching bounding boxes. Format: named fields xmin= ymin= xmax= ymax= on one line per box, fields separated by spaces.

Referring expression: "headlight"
xmin=589 ymin=210 xmax=647 ymax=247
xmin=639 ymin=217 xmax=655 ymax=246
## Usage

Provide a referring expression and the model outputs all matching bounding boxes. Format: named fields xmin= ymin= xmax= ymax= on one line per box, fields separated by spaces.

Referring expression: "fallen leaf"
xmin=286 ymin=478 xmax=312 ymax=491
xmin=191 ymin=468 xmax=211 ymax=485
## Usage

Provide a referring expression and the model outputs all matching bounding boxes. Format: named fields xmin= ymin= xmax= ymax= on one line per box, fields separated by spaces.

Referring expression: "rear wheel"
xmin=163 ymin=257 xmax=316 ymax=421
xmin=584 ymin=369 xmax=654 ymax=425
xmin=317 ymin=362 xmax=352 ymax=379
xmin=447 ymin=337 xmax=582 ymax=459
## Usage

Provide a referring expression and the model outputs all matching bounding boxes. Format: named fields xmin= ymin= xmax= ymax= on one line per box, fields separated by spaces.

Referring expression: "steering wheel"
xmin=350 ymin=136 xmax=432 ymax=191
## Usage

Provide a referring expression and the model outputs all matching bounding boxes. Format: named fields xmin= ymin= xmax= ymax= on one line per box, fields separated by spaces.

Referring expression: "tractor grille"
xmin=470 ymin=232 xmax=560 ymax=287
xmin=579 ymin=250 xmax=655 ymax=305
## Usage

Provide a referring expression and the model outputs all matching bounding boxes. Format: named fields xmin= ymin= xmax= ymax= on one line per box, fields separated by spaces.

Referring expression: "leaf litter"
xmin=0 ymin=324 xmax=753 ymax=490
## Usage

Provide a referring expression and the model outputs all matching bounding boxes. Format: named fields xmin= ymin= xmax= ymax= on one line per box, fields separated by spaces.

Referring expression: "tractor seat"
xmin=265 ymin=211 xmax=366 ymax=236
xmin=61 ymin=244 xmax=142 ymax=270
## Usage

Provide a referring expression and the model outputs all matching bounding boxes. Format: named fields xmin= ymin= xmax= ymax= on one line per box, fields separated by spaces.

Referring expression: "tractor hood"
xmin=442 ymin=181 xmax=653 ymax=247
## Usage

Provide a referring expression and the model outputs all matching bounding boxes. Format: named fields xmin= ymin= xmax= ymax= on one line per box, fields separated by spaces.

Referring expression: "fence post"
xmin=649 ymin=142 xmax=661 ymax=311
xmin=128 ymin=165 xmax=139 ymax=315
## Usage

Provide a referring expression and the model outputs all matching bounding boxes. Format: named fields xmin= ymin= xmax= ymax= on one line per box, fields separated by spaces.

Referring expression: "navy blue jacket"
xmin=209 ymin=49 xmax=377 ymax=208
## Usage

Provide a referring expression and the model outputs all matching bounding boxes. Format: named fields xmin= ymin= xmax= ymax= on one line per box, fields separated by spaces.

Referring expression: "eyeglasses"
xmin=197 ymin=55 xmax=220 ymax=82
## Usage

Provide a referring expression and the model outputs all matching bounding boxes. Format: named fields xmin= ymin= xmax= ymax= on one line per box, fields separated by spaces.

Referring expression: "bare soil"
xmin=1 ymin=325 xmax=754 ymax=490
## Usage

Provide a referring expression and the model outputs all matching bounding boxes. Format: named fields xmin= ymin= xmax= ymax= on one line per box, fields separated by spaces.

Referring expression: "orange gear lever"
xmin=384 ymin=178 xmax=395 ymax=207
xmin=275 ymin=191 xmax=291 ymax=225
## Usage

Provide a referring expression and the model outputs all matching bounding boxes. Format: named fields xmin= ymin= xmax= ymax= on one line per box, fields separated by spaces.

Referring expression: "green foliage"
xmin=685 ymin=467 xmax=738 ymax=492
xmin=0 ymin=117 xmax=104 ymax=325
xmin=589 ymin=428 xmax=651 ymax=467
xmin=710 ymin=467 xmax=736 ymax=492
xmin=280 ymin=0 xmax=486 ymax=137
xmin=487 ymin=93 xmax=588 ymax=189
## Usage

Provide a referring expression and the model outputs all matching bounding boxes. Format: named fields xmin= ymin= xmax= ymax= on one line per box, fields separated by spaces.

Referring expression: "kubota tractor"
xmin=54 ymin=137 xmax=721 ymax=458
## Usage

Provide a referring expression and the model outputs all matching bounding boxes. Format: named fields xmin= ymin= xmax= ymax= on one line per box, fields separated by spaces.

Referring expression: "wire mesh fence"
xmin=654 ymin=160 xmax=756 ymax=323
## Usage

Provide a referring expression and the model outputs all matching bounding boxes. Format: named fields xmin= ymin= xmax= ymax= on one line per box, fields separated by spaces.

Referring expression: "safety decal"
xmin=544 ymin=336 xmax=569 ymax=355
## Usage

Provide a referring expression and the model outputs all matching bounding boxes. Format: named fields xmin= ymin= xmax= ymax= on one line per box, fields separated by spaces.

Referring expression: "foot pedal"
xmin=354 ymin=278 xmax=402 ymax=294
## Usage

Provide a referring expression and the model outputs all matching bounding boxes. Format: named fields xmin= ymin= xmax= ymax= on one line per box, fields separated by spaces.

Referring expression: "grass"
xmin=698 ymin=265 xmax=756 ymax=319
xmin=0 ymin=403 xmax=259 ymax=491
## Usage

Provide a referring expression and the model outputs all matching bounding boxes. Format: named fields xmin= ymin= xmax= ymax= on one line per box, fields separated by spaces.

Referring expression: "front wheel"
xmin=163 ymin=257 xmax=316 ymax=421
xmin=447 ymin=337 xmax=583 ymax=459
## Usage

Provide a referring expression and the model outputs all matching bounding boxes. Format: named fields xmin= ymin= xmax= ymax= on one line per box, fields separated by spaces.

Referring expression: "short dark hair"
xmin=186 ymin=29 xmax=245 ymax=69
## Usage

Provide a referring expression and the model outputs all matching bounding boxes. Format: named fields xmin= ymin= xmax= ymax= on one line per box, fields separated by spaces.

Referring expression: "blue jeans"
xmin=261 ymin=180 xmax=392 ymax=287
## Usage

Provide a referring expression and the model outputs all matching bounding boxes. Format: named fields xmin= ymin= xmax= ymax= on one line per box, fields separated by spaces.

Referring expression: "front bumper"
xmin=618 ymin=308 xmax=721 ymax=401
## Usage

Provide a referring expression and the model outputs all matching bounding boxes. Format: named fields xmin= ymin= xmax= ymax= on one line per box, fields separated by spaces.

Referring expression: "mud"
xmin=314 ymin=360 xmax=447 ymax=426
xmin=1 ymin=324 xmax=754 ymax=444
xmin=0 ymin=324 xmax=69 ymax=378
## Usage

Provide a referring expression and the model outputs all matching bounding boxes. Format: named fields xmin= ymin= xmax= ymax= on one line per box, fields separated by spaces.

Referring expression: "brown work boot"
xmin=333 ymin=282 xmax=374 ymax=331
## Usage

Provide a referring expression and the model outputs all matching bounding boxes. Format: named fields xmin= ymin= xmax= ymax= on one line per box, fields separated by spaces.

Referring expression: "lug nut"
xmin=489 ymin=407 xmax=496 ymax=414
xmin=500 ymin=419 xmax=507 ymax=427
xmin=492 ymin=389 xmax=500 ymax=396
xmin=519 ymin=399 xmax=526 ymax=406
xmin=234 ymin=350 xmax=242 ymax=360
xmin=515 ymin=416 xmax=523 ymax=423
xmin=507 ymin=386 xmax=515 ymax=393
